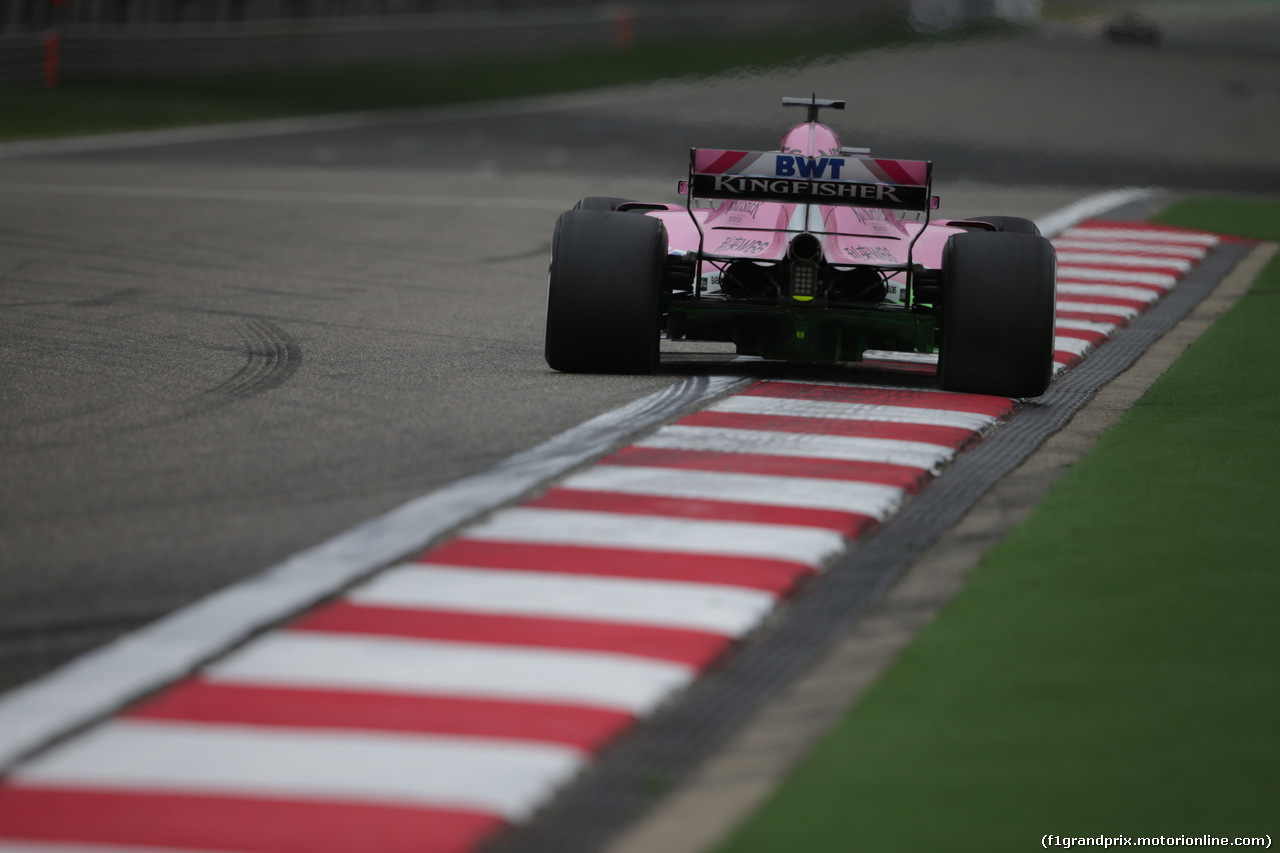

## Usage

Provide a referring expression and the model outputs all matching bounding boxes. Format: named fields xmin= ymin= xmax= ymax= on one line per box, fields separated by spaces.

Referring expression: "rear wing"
xmin=688 ymin=149 xmax=934 ymax=213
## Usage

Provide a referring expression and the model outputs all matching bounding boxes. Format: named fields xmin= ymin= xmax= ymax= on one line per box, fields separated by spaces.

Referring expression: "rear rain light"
xmin=791 ymin=264 xmax=817 ymax=302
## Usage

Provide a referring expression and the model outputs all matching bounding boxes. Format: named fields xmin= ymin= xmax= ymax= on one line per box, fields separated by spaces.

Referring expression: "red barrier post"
xmin=613 ymin=0 xmax=635 ymax=51
xmin=44 ymin=0 xmax=66 ymax=89
xmin=44 ymin=29 xmax=60 ymax=89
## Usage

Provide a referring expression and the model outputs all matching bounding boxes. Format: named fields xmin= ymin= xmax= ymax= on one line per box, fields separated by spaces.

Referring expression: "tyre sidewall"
xmin=940 ymin=231 xmax=1057 ymax=397
xmin=545 ymin=210 xmax=665 ymax=373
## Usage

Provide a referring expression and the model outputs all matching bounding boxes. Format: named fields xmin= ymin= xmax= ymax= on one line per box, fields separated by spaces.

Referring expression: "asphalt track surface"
xmin=2 ymin=7 xmax=1278 ymax=699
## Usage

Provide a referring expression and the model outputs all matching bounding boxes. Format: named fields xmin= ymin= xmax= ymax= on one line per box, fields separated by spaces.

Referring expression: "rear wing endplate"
xmin=688 ymin=148 xmax=934 ymax=213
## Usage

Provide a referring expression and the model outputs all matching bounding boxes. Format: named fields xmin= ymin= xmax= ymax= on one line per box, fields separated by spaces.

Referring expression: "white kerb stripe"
xmin=1054 ymin=251 xmax=1191 ymax=272
xmin=1057 ymin=283 xmax=1161 ymax=303
xmin=747 ymin=379 xmax=954 ymax=393
xmin=353 ymin=564 xmax=777 ymax=637
xmin=1056 ymin=266 xmax=1176 ymax=287
xmin=1051 ymin=238 xmax=1207 ymax=258
xmin=13 ymin=719 xmax=582 ymax=821
xmin=1062 ymin=226 xmax=1218 ymax=245
xmin=1055 ymin=300 xmax=1140 ymax=319
xmin=1054 ymin=336 xmax=1094 ymax=357
xmin=205 ymin=631 xmax=694 ymax=715
xmin=561 ymin=465 xmax=905 ymax=520
xmin=711 ymin=395 xmax=998 ymax=432
xmin=466 ymin=507 xmax=846 ymax=565
xmin=859 ymin=350 xmax=939 ymax=364
xmin=1056 ymin=317 xmax=1116 ymax=334
xmin=638 ymin=425 xmax=954 ymax=472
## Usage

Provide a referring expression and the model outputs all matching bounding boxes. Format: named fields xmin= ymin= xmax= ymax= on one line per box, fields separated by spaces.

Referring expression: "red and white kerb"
xmin=0 ymin=219 xmax=1232 ymax=853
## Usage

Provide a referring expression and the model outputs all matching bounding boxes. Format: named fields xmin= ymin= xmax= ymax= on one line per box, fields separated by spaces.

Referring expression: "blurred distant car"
xmin=1105 ymin=13 xmax=1161 ymax=46
xmin=543 ymin=96 xmax=1059 ymax=399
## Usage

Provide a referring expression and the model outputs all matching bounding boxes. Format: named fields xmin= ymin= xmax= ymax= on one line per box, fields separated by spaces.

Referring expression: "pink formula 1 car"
xmin=544 ymin=96 xmax=1057 ymax=398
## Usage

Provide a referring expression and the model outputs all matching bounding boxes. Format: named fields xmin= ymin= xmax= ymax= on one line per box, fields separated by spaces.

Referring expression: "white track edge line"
xmin=0 ymin=375 xmax=745 ymax=770
xmin=1033 ymin=187 xmax=1156 ymax=238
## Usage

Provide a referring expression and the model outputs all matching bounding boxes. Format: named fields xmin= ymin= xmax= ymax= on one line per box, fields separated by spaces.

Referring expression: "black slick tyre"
xmin=545 ymin=209 xmax=666 ymax=374
xmin=939 ymin=231 xmax=1057 ymax=398
xmin=969 ymin=215 xmax=1041 ymax=236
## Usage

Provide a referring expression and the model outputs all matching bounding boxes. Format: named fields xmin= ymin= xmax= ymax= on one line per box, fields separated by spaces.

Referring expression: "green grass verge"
xmin=0 ymin=22 xmax=1002 ymax=142
xmin=712 ymin=199 xmax=1280 ymax=851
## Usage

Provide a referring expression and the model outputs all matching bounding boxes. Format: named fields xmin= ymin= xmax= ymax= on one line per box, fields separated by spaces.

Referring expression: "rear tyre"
xmin=545 ymin=209 xmax=666 ymax=374
xmin=969 ymin=215 xmax=1041 ymax=236
xmin=573 ymin=197 xmax=638 ymax=212
xmin=939 ymin=231 xmax=1057 ymax=398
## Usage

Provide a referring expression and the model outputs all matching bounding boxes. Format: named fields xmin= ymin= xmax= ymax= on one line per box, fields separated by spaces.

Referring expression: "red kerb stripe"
xmin=1059 ymin=261 xmax=1184 ymax=276
xmin=1054 ymin=349 xmax=1085 ymax=367
xmin=290 ymin=601 xmax=732 ymax=667
xmin=1057 ymin=275 xmax=1170 ymax=292
xmin=125 ymin=678 xmax=634 ymax=751
xmin=739 ymin=381 xmax=1014 ymax=416
xmin=0 ymin=786 xmax=504 ymax=853
xmin=419 ymin=539 xmax=815 ymax=595
xmin=1054 ymin=243 xmax=1205 ymax=259
xmin=1057 ymin=293 xmax=1150 ymax=309
xmin=601 ymin=446 xmax=932 ymax=492
xmin=1055 ymin=309 xmax=1132 ymax=326
xmin=1076 ymin=219 xmax=1214 ymax=237
xmin=528 ymin=488 xmax=879 ymax=537
xmin=676 ymin=410 xmax=977 ymax=450
xmin=1054 ymin=327 xmax=1109 ymax=345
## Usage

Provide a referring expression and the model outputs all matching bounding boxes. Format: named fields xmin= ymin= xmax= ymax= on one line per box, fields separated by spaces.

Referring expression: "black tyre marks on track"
xmin=208 ymin=318 xmax=301 ymax=400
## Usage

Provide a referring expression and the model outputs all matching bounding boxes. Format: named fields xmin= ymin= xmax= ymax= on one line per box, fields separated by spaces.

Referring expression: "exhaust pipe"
xmin=789 ymin=232 xmax=823 ymax=264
